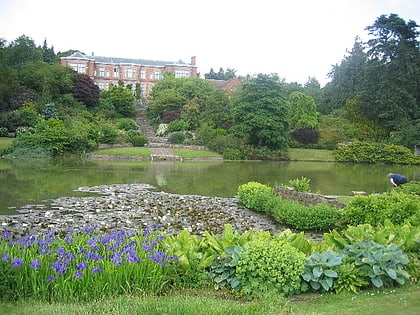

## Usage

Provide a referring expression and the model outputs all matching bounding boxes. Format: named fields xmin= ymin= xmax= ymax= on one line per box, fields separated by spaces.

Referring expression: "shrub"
xmin=156 ymin=123 xmax=168 ymax=136
xmin=273 ymin=200 xmax=339 ymax=231
xmin=237 ymin=182 xmax=276 ymax=212
xmin=128 ymin=130 xmax=148 ymax=147
xmin=341 ymin=191 xmax=420 ymax=227
xmin=396 ymin=181 xmax=420 ymax=196
xmin=333 ymin=141 xmax=420 ymax=165
xmin=162 ymin=111 xmax=181 ymax=123
xmin=291 ymin=128 xmax=320 ymax=144
xmin=168 ymin=131 xmax=186 ymax=144
xmin=236 ymin=238 xmax=305 ymax=297
xmin=167 ymin=120 xmax=189 ymax=132
xmin=333 ymin=262 xmax=369 ymax=293
xmin=116 ymin=118 xmax=138 ymax=131
xmin=98 ymin=122 xmax=119 ymax=144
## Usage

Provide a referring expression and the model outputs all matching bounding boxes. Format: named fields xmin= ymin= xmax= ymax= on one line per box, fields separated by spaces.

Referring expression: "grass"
xmin=91 ymin=147 xmax=151 ymax=156
xmin=1 ymin=285 xmax=419 ymax=315
xmin=172 ymin=148 xmax=222 ymax=158
xmin=288 ymin=148 xmax=335 ymax=162
xmin=0 ymin=137 xmax=13 ymax=149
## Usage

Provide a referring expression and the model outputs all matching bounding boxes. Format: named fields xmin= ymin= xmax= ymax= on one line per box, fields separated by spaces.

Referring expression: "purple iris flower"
xmin=11 ymin=257 xmax=25 ymax=268
xmin=30 ymin=258 xmax=41 ymax=270
xmin=2 ymin=253 xmax=10 ymax=262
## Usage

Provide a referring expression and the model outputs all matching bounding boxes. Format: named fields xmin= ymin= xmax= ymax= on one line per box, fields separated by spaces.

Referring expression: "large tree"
xmin=231 ymin=73 xmax=290 ymax=150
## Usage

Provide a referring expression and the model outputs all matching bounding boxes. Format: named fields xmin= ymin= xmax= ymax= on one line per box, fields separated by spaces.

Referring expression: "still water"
xmin=0 ymin=158 xmax=419 ymax=215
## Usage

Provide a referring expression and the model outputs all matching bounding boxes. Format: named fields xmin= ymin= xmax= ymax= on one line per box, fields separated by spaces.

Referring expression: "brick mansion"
xmin=60 ymin=52 xmax=198 ymax=98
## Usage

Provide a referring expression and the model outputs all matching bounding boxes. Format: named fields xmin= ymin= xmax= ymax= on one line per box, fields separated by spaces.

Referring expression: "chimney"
xmin=191 ymin=56 xmax=196 ymax=66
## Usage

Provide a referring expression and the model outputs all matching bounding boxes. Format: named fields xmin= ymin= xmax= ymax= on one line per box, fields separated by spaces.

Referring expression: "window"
xmin=174 ymin=69 xmax=190 ymax=78
xmin=113 ymin=67 xmax=119 ymax=78
xmin=68 ymin=63 xmax=86 ymax=74
xmin=124 ymin=68 xmax=135 ymax=78
xmin=99 ymin=67 xmax=105 ymax=77
xmin=97 ymin=82 xmax=109 ymax=89
xmin=140 ymin=70 xmax=146 ymax=79
xmin=153 ymin=71 xmax=161 ymax=80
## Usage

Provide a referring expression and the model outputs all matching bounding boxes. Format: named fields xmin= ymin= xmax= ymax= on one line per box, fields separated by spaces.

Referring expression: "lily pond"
xmin=1 ymin=157 xmax=419 ymax=216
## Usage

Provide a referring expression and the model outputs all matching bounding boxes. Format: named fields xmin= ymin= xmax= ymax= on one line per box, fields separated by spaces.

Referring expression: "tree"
xmin=72 ymin=74 xmax=100 ymax=107
xmin=101 ymin=81 xmax=135 ymax=117
xmin=360 ymin=14 xmax=420 ymax=132
xmin=288 ymin=92 xmax=320 ymax=130
xmin=231 ymin=73 xmax=290 ymax=150
xmin=5 ymin=35 xmax=42 ymax=66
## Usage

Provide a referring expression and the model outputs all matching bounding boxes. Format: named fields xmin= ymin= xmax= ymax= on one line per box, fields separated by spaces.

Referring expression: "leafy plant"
xmin=301 ymin=251 xmax=343 ymax=292
xmin=341 ymin=191 xmax=420 ymax=226
xmin=236 ymin=238 xmax=305 ymax=297
xmin=168 ymin=131 xmax=186 ymax=144
xmin=128 ymin=130 xmax=148 ymax=147
xmin=208 ymin=246 xmax=243 ymax=290
xmin=288 ymin=176 xmax=312 ymax=192
xmin=333 ymin=262 xmax=369 ymax=293
xmin=237 ymin=182 xmax=276 ymax=212
xmin=342 ymin=241 xmax=410 ymax=288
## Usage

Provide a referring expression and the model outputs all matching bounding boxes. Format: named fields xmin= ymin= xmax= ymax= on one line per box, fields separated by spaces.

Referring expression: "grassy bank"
xmin=0 ymin=137 xmax=13 ymax=149
xmin=288 ymin=148 xmax=335 ymax=162
xmin=1 ymin=285 xmax=418 ymax=315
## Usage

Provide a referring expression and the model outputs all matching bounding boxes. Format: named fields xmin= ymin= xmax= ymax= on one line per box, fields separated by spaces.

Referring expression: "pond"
xmin=0 ymin=157 xmax=419 ymax=215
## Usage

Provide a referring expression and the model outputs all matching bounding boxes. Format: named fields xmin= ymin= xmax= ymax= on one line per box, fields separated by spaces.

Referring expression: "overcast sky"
xmin=1 ymin=0 xmax=419 ymax=86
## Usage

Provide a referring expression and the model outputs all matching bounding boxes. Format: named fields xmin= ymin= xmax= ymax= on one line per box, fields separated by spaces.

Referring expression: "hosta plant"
xmin=208 ymin=246 xmax=243 ymax=290
xmin=301 ymin=251 xmax=343 ymax=292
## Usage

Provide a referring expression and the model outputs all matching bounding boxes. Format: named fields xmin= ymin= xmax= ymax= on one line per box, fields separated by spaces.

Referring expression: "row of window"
xmin=68 ymin=63 xmax=191 ymax=79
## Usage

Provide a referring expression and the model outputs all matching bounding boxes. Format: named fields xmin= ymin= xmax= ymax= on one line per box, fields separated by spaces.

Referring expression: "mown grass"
xmin=0 ymin=137 xmax=13 ymax=149
xmin=288 ymin=148 xmax=335 ymax=162
xmin=1 ymin=285 xmax=419 ymax=315
xmin=172 ymin=148 xmax=222 ymax=158
xmin=91 ymin=147 xmax=151 ymax=156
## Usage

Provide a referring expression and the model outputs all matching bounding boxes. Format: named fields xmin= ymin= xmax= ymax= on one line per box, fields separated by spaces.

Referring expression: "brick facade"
xmin=60 ymin=52 xmax=197 ymax=98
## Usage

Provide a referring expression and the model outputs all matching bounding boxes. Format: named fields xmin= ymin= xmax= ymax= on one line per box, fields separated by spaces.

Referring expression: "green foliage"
xmin=301 ymin=251 xmax=343 ymax=292
xmin=168 ymin=131 xmax=186 ymax=144
xmin=237 ymin=182 xmax=275 ymax=212
xmin=167 ymin=120 xmax=189 ymax=132
xmin=291 ymin=128 xmax=320 ymax=144
xmin=100 ymin=82 xmax=135 ymax=117
xmin=396 ymin=181 xmax=420 ymax=196
xmin=231 ymin=73 xmax=290 ymax=150
xmin=236 ymin=238 xmax=305 ymax=297
xmin=342 ymin=241 xmax=410 ymax=288
xmin=340 ymin=191 xmax=420 ymax=227
xmin=333 ymin=262 xmax=369 ymax=293
xmin=64 ymin=116 xmax=99 ymax=153
xmin=208 ymin=246 xmax=242 ymax=290
xmin=128 ymin=130 xmax=148 ymax=147
xmin=98 ymin=121 xmax=120 ymax=144
xmin=41 ymin=103 xmax=58 ymax=119
xmin=115 ymin=118 xmax=138 ymax=131
xmin=0 ymin=260 xmax=18 ymax=301
xmin=288 ymin=91 xmax=320 ymax=130
xmin=288 ymin=176 xmax=311 ymax=192
xmin=273 ymin=200 xmax=339 ymax=231
xmin=333 ymin=141 xmax=420 ymax=165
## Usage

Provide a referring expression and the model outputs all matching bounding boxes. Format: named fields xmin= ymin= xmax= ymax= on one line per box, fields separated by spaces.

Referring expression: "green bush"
xmin=98 ymin=122 xmax=119 ymax=144
xmin=236 ymin=238 xmax=305 ymax=297
xmin=208 ymin=246 xmax=243 ymax=290
xmin=167 ymin=120 xmax=189 ymax=132
xmin=237 ymin=182 xmax=276 ymax=212
xmin=396 ymin=181 xmax=420 ymax=196
xmin=168 ymin=131 xmax=186 ymax=144
xmin=128 ymin=130 xmax=148 ymax=147
xmin=333 ymin=141 xmax=420 ymax=165
xmin=116 ymin=118 xmax=138 ymax=131
xmin=273 ymin=199 xmax=339 ymax=231
xmin=341 ymin=191 xmax=420 ymax=227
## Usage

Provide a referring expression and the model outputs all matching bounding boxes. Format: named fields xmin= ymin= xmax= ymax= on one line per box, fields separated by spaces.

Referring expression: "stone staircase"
xmin=135 ymin=102 xmax=180 ymax=161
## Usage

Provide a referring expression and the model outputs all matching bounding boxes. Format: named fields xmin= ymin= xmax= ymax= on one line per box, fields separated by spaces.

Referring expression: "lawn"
xmin=91 ymin=147 xmax=151 ymax=156
xmin=0 ymin=137 xmax=13 ymax=149
xmin=288 ymin=148 xmax=335 ymax=162
xmin=1 ymin=285 xmax=419 ymax=315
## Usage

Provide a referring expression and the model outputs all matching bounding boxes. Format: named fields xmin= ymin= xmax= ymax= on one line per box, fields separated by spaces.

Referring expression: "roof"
xmin=61 ymin=52 xmax=191 ymax=67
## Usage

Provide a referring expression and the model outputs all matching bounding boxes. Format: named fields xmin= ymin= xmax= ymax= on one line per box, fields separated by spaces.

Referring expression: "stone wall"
xmin=274 ymin=186 xmax=345 ymax=208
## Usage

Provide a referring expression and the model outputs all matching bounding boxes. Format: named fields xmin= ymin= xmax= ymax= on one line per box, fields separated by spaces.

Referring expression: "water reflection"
xmin=0 ymin=158 xmax=418 ymax=215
